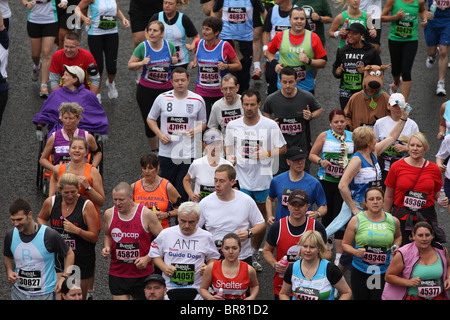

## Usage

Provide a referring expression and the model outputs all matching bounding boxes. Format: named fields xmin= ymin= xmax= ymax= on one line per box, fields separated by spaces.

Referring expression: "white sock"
xmin=253 ymin=62 xmax=260 ymax=70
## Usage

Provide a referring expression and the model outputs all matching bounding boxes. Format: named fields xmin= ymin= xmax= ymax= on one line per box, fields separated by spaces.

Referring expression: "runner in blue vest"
xmin=4 ymin=198 xmax=74 ymax=300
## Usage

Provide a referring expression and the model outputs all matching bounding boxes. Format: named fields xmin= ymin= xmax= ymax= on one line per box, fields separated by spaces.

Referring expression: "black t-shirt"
xmin=262 ymin=89 xmax=322 ymax=150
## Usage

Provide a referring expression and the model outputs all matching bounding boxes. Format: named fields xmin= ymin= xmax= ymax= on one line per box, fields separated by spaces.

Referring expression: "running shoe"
xmin=426 ymin=55 xmax=436 ymax=69
xmin=106 ymin=80 xmax=118 ymax=99
xmin=97 ymin=93 xmax=102 ymax=104
xmin=31 ymin=63 xmax=41 ymax=82
xmin=252 ymin=250 xmax=263 ymax=272
xmin=251 ymin=67 xmax=262 ymax=80
xmin=39 ymin=84 xmax=49 ymax=98
xmin=437 ymin=81 xmax=446 ymax=96
xmin=389 ymin=79 xmax=402 ymax=95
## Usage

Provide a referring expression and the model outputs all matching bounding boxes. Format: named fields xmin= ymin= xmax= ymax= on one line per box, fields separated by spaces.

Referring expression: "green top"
xmin=292 ymin=0 xmax=333 ymax=45
xmin=407 ymin=253 xmax=443 ymax=298
xmin=388 ymin=0 xmax=420 ymax=41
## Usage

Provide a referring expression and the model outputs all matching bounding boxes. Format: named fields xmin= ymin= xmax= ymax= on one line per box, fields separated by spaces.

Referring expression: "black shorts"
xmin=129 ymin=12 xmax=153 ymax=33
xmin=57 ymin=0 xmax=82 ymax=30
xmin=200 ymin=0 xmax=211 ymax=4
xmin=108 ymin=274 xmax=148 ymax=300
xmin=55 ymin=252 xmax=96 ymax=279
xmin=27 ymin=21 xmax=59 ymax=38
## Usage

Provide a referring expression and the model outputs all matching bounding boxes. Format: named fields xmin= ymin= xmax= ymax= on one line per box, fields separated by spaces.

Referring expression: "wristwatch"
xmin=86 ymin=185 xmax=92 ymax=191
xmin=248 ymin=229 xmax=253 ymax=238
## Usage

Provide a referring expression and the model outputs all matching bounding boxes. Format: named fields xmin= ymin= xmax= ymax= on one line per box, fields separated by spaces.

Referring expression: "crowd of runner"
xmin=2 ymin=0 xmax=450 ymax=301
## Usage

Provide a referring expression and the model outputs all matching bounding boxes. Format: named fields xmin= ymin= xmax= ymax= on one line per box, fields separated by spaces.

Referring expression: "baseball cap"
xmin=63 ymin=64 xmax=85 ymax=84
xmin=287 ymin=189 xmax=309 ymax=205
xmin=346 ymin=23 xmax=367 ymax=35
xmin=144 ymin=274 xmax=166 ymax=286
xmin=203 ymin=129 xmax=223 ymax=145
xmin=286 ymin=147 xmax=308 ymax=161
xmin=388 ymin=93 xmax=406 ymax=106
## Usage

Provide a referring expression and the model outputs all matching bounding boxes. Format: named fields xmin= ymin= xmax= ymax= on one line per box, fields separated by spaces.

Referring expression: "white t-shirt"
xmin=359 ymin=0 xmax=382 ymax=28
xmin=373 ymin=116 xmax=419 ymax=171
xmin=149 ymin=225 xmax=219 ymax=299
xmin=198 ymin=190 xmax=265 ymax=260
xmin=224 ymin=116 xmax=286 ymax=191
xmin=187 ymin=155 xmax=232 ymax=199
xmin=207 ymin=95 xmax=243 ymax=136
xmin=148 ymin=90 xmax=207 ymax=159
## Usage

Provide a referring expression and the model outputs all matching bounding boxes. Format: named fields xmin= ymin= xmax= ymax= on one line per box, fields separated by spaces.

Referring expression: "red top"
xmin=108 ymin=203 xmax=154 ymax=278
xmin=211 ymin=260 xmax=251 ymax=300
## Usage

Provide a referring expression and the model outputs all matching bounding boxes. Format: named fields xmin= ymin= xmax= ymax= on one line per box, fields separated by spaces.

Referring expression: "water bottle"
xmin=342 ymin=18 xmax=349 ymax=40
xmin=278 ymin=255 xmax=289 ymax=278
xmin=84 ymin=15 xmax=91 ymax=32
xmin=438 ymin=187 xmax=447 ymax=214
xmin=396 ymin=100 xmax=412 ymax=113
xmin=430 ymin=1 xmax=437 ymax=19
xmin=216 ymin=287 xmax=225 ymax=299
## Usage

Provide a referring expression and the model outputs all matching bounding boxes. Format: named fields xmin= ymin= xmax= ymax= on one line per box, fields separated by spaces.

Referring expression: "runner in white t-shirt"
xmin=147 ymin=68 xmax=207 ymax=201
xmin=183 ymin=129 xmax=232 ymax=202
xmin=224 ymin=88 xmax=286 ymax=270
xmin=149 ymin=202 xmax=219 ymax=300
xmin=198 ymin=164 xmax=266 ymax=270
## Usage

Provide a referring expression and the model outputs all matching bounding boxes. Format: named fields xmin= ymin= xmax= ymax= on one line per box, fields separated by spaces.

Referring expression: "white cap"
xmin=388 ymin=93 xmax=405 ymax=106
xmin=63 ymin=64 xmax=85 ymax=84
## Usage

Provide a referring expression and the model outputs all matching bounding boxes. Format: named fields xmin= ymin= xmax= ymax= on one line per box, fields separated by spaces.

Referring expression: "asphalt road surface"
xmin=0 ymin=0 xmax=448 ymax=301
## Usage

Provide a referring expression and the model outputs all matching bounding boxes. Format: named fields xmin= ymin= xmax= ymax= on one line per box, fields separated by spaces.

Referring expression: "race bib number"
xmin=116 ymin=242 xmax=140 ymax=263
xmin=221 ymin=109 xmax=242 ymax=127
xmin=65 ymin=239 xmax=76 ymax=251
xmin=171 ymin=263 xmax=195 ymax=286
xmin=281 ymin=188 xmax=294 ymax=207
xmin=394 ymin=20 xmax=413 ymax=39
xmin=167 ymin=117 xmax=188 ymax=135
xmin=293 ymin=65 xmax=306 ymax=82
xmin=240 ymin=139 xmax=261 ymax=159
xmin=325 ymin=158 xmax=345 ymax=178
xmin=147 ymin=65 xmax=169 ymax=83
xmin=199 ymin=66 xmax=220 ymax=85
xmin=418 ymin=280 xmax=442 ymax=299
xmin=363 ymin=246 xmax=387 ymax=265
xmin=200 ymin=185 xmax=215 ymax=199
xmin=403 ymin=190 xmax=427 ymax=210
xmin=227 ymin=7 xmax=247 ymax=24
xmin=343 ymin=73 xmax=362 ymax=90
xmin=294 ymin=287 xmax=320 ymax=300
xmin=436 ymin=0 xmax=450 ymax=8
xmin=279 ymin=118 xmax=302 ymax=135
xmin=18 ymin=269 xmax=42 ymax=292
xmin=274 ymin=25 xmax=290 ymax=32
xmin=98 ymin=16 xmax=117 ymax=30
xmin=369 ymin=180 xmax=382 ymax=189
